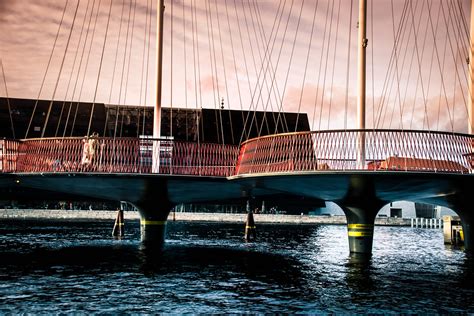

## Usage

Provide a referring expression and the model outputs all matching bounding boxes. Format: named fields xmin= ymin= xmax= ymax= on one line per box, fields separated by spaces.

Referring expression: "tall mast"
xmin=152 ymin=0 xmax=165 ymax=173
xmin=154 ymin=0 xmax=165 ymax=138
xmin=469 ymin=0 xmax=474 ymax=134
xmin=357 ymin=0 xmax=367 ymax=168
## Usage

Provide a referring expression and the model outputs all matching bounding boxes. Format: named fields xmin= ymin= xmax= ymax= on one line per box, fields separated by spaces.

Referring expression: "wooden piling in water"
xmin=112 ymin=208 xmax=124 ymax=238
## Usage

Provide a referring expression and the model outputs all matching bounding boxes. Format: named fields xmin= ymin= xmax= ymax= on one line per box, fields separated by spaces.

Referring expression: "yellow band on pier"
xmin=245 ymin=226 xmax=256 ymax=229
xmin=347 ymin=223 xmax=374 ymax=229
xmin=140 ymin=220 xmax=166 ymax=226
xmin=348 ymin=231 xmax=373 ymax=237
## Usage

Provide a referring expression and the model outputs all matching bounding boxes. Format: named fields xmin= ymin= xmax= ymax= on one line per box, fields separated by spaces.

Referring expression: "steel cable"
xmin=25 ymin=0 xmax=70 ymax=138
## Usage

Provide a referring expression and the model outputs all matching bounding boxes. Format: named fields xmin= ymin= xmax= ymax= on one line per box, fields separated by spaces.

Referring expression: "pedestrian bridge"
xmin=1 ymin=129 xmax=473 ymax=255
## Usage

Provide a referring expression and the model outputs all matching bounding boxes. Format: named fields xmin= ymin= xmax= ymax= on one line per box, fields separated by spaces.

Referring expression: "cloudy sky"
xmin=0 ymin=0 xmax=471 ymax=132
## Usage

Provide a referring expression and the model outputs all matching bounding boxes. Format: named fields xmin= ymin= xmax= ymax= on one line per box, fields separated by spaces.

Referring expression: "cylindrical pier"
xmin=140 ymin=218 xmax=167 ymax=249
xmin=347 ymin=221 xmax=375 ymax=254
xmin=460 ymin=216 xmax=472 ymax=250
xmin=136 ymin=202 xmax=172 ymax=250
xmin=339 ymin=204 xmax=378 ymax=255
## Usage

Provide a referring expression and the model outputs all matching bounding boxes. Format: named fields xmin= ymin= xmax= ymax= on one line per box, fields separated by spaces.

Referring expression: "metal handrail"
xmin=235 ymin=130 xmax=474 ymax=175
xmin=1 ymin=130 xmax=473 ymax=176
xmin=0 ymin=137 xmax=240 ymax=177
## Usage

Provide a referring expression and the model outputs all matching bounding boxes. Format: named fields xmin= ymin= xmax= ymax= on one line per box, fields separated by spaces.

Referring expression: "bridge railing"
xmin=235 ymin=130 xmax=474 ymax=175
xmin=1 ymin=137 xmax=239 ymax=177
xmin=0 ymin=139 xmax=19 ymax=172
xmin=2 ymin=131 xmax=473 ymax=177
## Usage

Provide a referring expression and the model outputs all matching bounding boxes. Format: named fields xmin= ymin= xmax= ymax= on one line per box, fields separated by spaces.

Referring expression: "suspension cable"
xmin=0 ymin=59 xmax=15 ymax=138
xmin=456 ymin=0 xmax=471 ymax=55
xmin=327 ymin=0 xmax=342 ymax=130
xmin=345 ymin=0 xmax=354 ymax=130
xmin=251 ymin=0 xmax=290 ymax=133
xmin=87 ymin=0 xmax=114 ymax=136
xmin=254 ymin=0 xmax=296 ymax=137
xmin=116 ymin=0 xmax=134 ymax=137
xmin=389 ymin=0 xmax=405 ymax=130
xmin=195 ymin=0 xmax=206 ymax=143
xmin=190 ymin=0 xmax=202 ymax=145
xmin=233 ymin=0 xmax=276 ymax=143
xmin=25 ymin=0 xmax=69 ymax=138
xmin=56 ymin=0 xmax=92 ymax=137
xmin=317 ymin=0 xmax=335 ymax=131
xmin=123 ymin=0 xmax=138 ymax=108
xmin=396 ymin=0 xmax=427 ymax=130
xmin=110 ymin=0 xmax=126 ymax=138
xmin=448 ymin=0 xmax=470 ymax=132
xmin=169 ymin=0 xmax=173 ymax=138
xmin=374 ymin=0 xmax=409 ymax=128
xmin=41 ymin=0 xmax=81 ymax=138
xmin=386 ymin=2 xmax=427 ymax=128
xmin=385 ymin=0 xmax=412 ymax=129
xmin=427 ymin=0 xmax=455 ymax=132
xmin=240 ymin=0 xmax=286 ymax=140
xmin=224 ymin=0 xmax=248 ymax=141
xmin=182 ymin=0 xmax=189 ymax=141
xmin=370 ymin=0 xmax=374 ymax=129
xmin=143 ymin=0 xmax=153 ymax=136
xmin=136 ymin=0 xmax=148 ymax=136
xmin=295 ymin=0 xmax=319 ymax=131
xmin=71 ymin=0 xmax=102 ymax=136
xmin=268 ymin=0 xmax=305 ymax=135
xmin=397 ymin=0 xmax=428 ymax=130
xmin=204 ymin=0 xmax=223 ymax=144
xmin=434 ymin=2 xmax=450 ymax=130
xmin=449 ymin=0 xmax=469 ymax=130
xmin=421 ymin=1 xmax=444 ymax=131
xmin=215 ymin=0 xmax=235 ymax=144
xmin=310 ymin=1 xmax=330 ymax=130
xmin=451 ymin=0 xmax=469 ymax=64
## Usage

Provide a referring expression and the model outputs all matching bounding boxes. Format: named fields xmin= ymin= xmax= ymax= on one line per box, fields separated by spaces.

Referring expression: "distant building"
xmin=0 ymin=97 xmax=310 ymax=145
xmin=414 ymin=202 xmax=440 ymax=219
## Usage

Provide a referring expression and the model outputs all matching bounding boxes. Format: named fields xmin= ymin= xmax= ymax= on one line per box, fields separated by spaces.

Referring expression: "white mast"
xmin=152 ymin=0 xmax=165 ymax=173
xmin=154 ymin=0 xmax=165 ymax=139
xmin=357 ymin=0 xmax=367 ymax=168
xmin=469 ymin=0 xmax=474 ymax=134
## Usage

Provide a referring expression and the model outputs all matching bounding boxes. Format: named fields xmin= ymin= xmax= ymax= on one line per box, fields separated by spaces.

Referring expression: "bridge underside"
xmin=1 ymin=172 xmax=472 ymax=254
xmin=1 ymin=171 xmax=469 ymax=204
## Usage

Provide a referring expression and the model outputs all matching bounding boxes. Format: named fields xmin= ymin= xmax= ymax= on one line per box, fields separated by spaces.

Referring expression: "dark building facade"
xmin=0 ymin=97 xmax=310 ymax=145
xmin=414 ymin=202 xmax=439 ymax=219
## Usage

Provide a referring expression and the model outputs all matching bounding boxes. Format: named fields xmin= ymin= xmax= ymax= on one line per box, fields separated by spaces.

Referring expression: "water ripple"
xmin=0 ymin=220 xmax=473 ymax=313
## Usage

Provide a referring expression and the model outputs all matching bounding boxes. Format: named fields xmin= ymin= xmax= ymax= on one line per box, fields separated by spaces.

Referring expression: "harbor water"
xmin=0 ymin=220 xmax=473 ymax=313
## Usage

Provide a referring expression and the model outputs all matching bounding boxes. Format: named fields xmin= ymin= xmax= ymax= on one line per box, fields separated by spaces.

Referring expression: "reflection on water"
xmin=0 ymin=220 xmax=473 ymax=313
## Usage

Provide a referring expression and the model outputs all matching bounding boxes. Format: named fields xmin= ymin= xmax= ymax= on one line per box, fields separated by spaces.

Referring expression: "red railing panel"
xmin=235 ymin=130 xmax=474 ymax=175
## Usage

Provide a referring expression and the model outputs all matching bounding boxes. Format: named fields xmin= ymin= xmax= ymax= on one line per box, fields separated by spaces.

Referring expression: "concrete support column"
xmin=336 ymin=175 xmax=384 ymax=256
xmin=139 ymin=214 xmax=168 ymax=249
xmin=446 ymin=180 xmax=473 ymax=251
xmin=340 ymin=205 xmax=378 ymax=255
xmin=459 ymin=212 xmax=473 ymax=251
xmin=136 ymin=207 xmax=170 ymax=263
xmin=462 ymin=219 xmax=473 ymax=251
xmin=133 ymin=178 xmax=173 ymax=250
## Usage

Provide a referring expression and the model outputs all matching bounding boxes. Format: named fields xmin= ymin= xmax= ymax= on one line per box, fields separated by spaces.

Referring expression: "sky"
xmin=0 ymin=0 xmax=471 ymax=132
